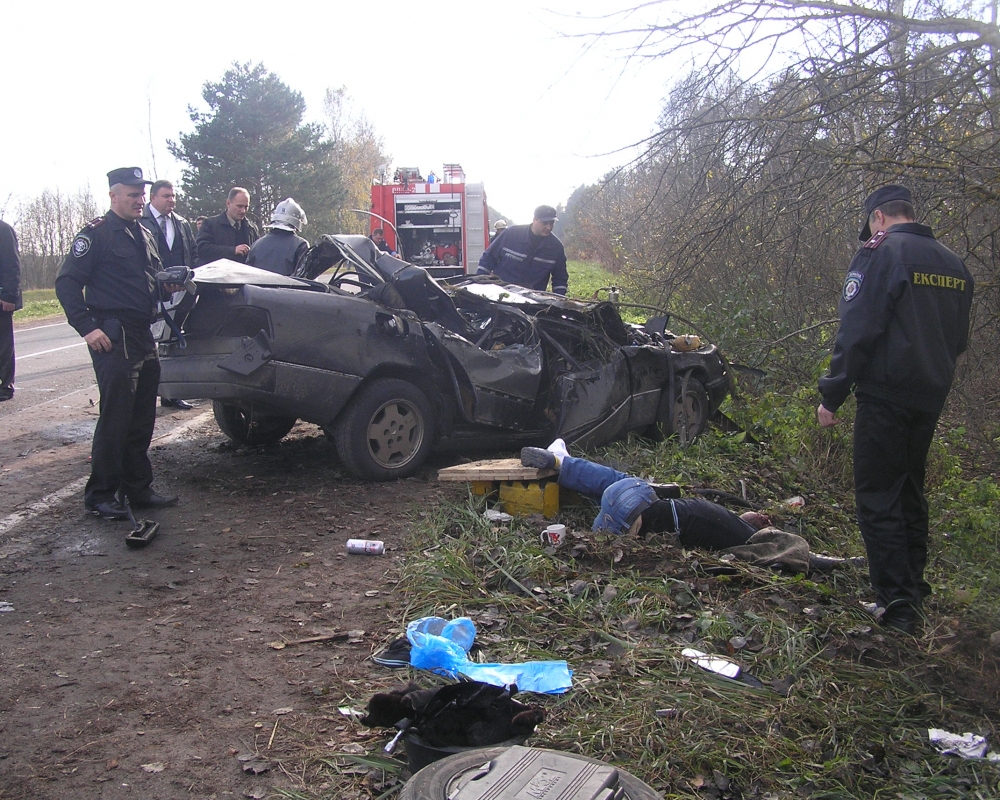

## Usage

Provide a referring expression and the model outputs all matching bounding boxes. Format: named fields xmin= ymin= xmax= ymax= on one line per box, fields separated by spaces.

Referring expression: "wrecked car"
xmin=156 ymin=235 xmax=729 ymax=480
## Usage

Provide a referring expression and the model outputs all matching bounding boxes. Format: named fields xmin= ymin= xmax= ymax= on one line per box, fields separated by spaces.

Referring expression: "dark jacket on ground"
xmin=819 ymin=222 xmax=974 ymax=415
xmin=0 ymin=220 xmax=22 ymax=311
xmin=55 ymin=211 xmax=162 ymax=337
xmin=140 ymin=204 xmax=198 ymax=268
xmin=246 ymin=229 xmax=309 ymax=276
xmin=196 ymin=211 xmax=259 ymax=266
xmin=477 ymin=224 xmax=568 ymax=295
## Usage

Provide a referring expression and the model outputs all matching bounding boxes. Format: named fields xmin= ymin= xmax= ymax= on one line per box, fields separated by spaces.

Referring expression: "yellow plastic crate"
xmin=498 ymin=479 xmax=560 ymax=518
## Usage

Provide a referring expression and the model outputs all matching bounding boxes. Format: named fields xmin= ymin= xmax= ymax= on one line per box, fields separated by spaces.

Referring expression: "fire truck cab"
xmin=370 ymin=164 xmax=489 ymax=279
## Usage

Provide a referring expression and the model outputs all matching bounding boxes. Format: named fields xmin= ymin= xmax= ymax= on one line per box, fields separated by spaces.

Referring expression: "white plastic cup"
xmin=541 ymin=524 xmax=567 ymax=547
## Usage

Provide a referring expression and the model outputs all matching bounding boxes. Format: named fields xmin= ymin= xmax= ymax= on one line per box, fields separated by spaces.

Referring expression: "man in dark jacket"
xmin=0 ymin=219 xmax=22 ymax=401
xmin=196 ymin=187 xmax=259 ymax=265
xmin=477 ymin=205 xmax=568 ymax=295
xmin=55 ymin=167 xmax=180 ymax=521
xmin=247 ymin=198 xmax=309 ymax=276
xmin=818 ymin=185 xmax=974 ymax=634
xmin=141 ymin=180 xmax=198 ymax=409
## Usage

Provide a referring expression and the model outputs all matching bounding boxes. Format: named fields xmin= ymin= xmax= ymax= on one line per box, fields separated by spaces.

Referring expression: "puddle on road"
xmin=49 ymin=529 xmax=113 ymax=560
xmin=40 ymin=421 xmax=97 ymax=443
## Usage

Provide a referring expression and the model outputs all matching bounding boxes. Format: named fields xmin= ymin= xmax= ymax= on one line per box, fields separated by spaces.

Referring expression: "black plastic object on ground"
xmin=123 ymin=498 xmax=159 ymax=548
xmin=399 ymin=745 xmax=664 ymax=800
xmin=403 ymin=731 xmax=527 ymax=775
xmin=361 ymin=681 xmax=544 ymax=771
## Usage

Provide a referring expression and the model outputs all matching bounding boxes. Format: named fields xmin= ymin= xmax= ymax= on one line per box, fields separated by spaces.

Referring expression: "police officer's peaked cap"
xmin=859 ymin=184 xmax=913 ymax=240
xmin=107 ymin=167 xmax=153 ymax=188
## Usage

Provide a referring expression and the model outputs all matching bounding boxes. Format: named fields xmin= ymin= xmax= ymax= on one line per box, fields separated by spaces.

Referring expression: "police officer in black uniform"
xmin=818 ymin=185 xmax=974 ymax=634
xmin=56 ymin=167 xmax=180 ymax=520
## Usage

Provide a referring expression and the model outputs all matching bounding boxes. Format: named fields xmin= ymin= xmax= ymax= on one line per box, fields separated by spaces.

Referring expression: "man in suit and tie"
xmin=141 ymin=180 xmax=198 ymax=409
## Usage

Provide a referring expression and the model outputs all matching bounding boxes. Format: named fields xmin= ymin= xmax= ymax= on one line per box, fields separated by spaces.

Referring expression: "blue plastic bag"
xmin=406 ymin=616 xmax=474 ymax=674
xmin=405 ymin=616 xmax=573 ymax=694
xmin=457 ymin=660 xmax=573 ymax=695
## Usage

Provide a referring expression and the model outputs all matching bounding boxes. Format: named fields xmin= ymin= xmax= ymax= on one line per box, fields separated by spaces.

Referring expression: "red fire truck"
xmin=369 ymin=163 xmax=489 ymax=278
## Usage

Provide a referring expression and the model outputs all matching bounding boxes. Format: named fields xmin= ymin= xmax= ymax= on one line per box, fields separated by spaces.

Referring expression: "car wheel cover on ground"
xmin=399 ymin=745 xmax=663 ymax=800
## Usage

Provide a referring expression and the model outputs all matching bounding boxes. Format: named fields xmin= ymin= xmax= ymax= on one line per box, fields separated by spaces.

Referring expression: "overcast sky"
xmin=1 ymin=0 xmax=673 ymax=225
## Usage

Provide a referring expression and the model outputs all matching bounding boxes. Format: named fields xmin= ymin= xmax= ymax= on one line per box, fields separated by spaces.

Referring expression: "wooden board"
xmin=438 ymin=458 xmax=558 ymax=482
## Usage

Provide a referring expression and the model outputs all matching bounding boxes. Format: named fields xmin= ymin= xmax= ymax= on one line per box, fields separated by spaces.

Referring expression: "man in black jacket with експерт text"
xmin=817 ymin=184 xmax=974 ymax=636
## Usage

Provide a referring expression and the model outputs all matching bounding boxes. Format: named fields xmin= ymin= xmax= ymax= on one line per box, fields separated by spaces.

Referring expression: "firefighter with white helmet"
xmin=246 ymin=198 xmax=309 ymax=276
xmin=489 ymin=218 xmax=507 ymax=244
xmin=270 ymin=198 xmax=308 ymax=232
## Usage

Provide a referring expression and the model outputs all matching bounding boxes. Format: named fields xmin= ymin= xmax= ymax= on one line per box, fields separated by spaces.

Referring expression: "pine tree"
xmin=169 ymin=62 xmax=345 ymax=234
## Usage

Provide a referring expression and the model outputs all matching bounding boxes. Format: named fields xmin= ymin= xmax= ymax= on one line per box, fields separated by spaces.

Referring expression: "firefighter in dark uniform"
xmin=246 ymin=198 xmax=309 ymax=275
xmin=55 ymin=167 xmax=180 ymax=521
xmin=818 ymin=185 xmax=974 ymax=634
xmin=477 ymin=205 xmax=568 ymax=295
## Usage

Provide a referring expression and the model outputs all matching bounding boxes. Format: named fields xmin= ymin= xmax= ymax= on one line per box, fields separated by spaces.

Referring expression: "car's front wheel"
xmin=213 ymin=401 xmax=297 ymax=446
xmin=647 ymin=372 xmax=710 ymax=443
xmin=333 ymin=378 xmax=435 ymax=480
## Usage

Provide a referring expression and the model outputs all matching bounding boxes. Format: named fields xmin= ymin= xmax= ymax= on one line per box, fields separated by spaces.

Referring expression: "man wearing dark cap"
xmin=817 ymin=185 xmax=974 ymax=635
xmin=477 ymin=205 xmax=568 ymax=295
xmin=0 ymin=219 xmax=22 ymax=401
xmin=56 ymin=168 xmax=180 ymax=521
xmin=196 ymin=187 xmax=259 ymax=266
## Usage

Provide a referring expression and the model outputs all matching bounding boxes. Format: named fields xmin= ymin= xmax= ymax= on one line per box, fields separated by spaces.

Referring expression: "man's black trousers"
xmin=85 ymin=339 xmax=159 ymax=506
xmin=853 ymin=395 xmax=939 ymax=610
xmin=0 ymin=310 xmax=14 ymax=395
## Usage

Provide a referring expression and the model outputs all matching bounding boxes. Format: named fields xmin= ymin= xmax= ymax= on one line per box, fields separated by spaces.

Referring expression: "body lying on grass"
xmin=522 ymin=444 xmax=862 ymax=575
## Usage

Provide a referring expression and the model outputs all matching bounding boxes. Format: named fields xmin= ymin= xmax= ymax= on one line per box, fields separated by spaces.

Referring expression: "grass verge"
xmin=273 ymin=260 xmax=998 ymax=799
xmin=384 ymin=433 xmax=1000 ymax=799
xmin=288 ymin=432 xmax=999 ymax=798
xmin=14 ymin=288 xmax=62 ymax=323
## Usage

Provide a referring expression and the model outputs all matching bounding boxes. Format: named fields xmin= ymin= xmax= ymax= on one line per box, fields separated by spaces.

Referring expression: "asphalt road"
xmin=0 ymin=319 xmax=91 ymax=421
xmin=0 ymin=317 xmax=210 ymax=535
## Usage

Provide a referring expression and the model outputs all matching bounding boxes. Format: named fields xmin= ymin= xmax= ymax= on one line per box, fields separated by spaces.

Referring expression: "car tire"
xmin=212 ymin=401 xmax=296 ymax=446
xmin=399 ymin=746 xmax=663 ymax=800
xmin=671 ymin=373 xmax=710 ymax=441
xmin=334 ymin=378 xmax=435 ymax=480
xmin=647 ymin=372 xmax=710 ymax=443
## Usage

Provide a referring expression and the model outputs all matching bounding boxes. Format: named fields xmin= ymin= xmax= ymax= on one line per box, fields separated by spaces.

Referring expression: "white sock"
xmin=547 ymin=438 xmax=569 ymax=459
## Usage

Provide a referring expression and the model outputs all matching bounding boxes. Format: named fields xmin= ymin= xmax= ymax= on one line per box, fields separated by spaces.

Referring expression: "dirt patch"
xmin=0 ymin=418 xmax=465 ymax=799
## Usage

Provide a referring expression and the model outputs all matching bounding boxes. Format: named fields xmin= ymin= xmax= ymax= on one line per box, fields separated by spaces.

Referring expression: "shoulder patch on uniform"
xmin=863 ymin=230 xmax=887 ymax=249
xmin=72 ymin=234 xmax=92 ymax=258
xmin=85 ymin=217 xmax=106 ymax=229
xmin=843 ymin=271 xmax=864 ymax=301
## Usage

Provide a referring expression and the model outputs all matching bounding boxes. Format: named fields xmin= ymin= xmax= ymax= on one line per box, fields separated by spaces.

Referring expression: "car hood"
xmin=194 ymin=260 xmax=316 ymax=287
